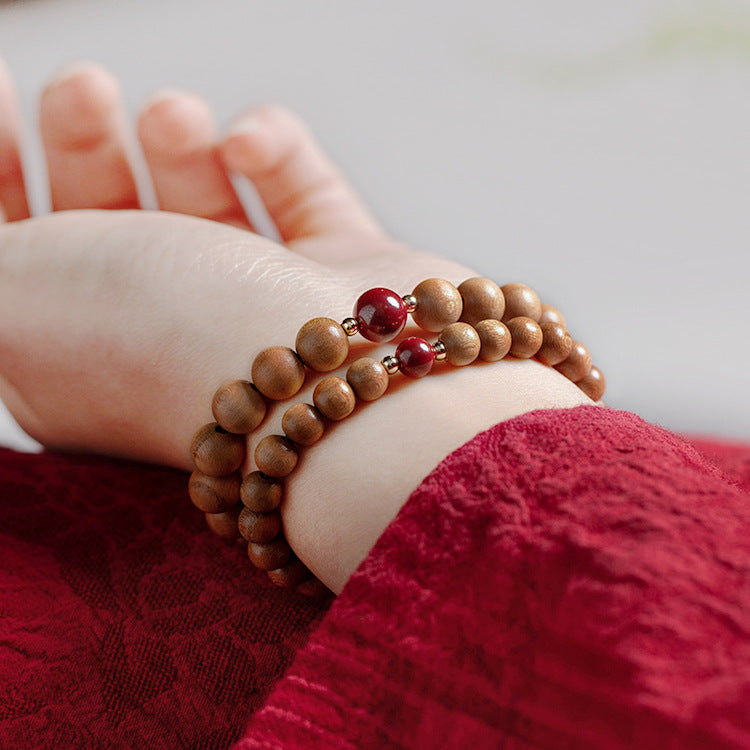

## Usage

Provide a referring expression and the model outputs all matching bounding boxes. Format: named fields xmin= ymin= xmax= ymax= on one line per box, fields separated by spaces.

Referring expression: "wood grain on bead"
xmin=500 ymin=283 xmax=542 ymax=323
xmin=248 ymin=536 xmax=292 ymax=571
xmin=240 ymin=471 xmax=283 ymax=513
xmin=282 ymin=402 xmax=325 ymax=446
xmin=251 ymin=346 xmax=305 ymax=401
xmin=190 ymin=423 xmax=245 ymax=477
xmin=254 ymin=435 xmax=299 ymax=477
xmin=211 ymin=380 xmax=266 ymax=434
xmin=506 ymin=317 xmax=543 ymax=359
xmin=346 ymin=357 xmax=389 ymax=401
xmin=411 ymin=278 xmax=463 ymax=332
xmin=457 ymin=277 xmax=505 ymax=326
xmin=267 ymin=558 xmax=310 ymax=590
xmin=238 ymin=507 xmax=282 ymax=544
xmin=313 ymin=377 xmax=356 ymax=421
xmin=474 ymin=319 xmax=512 ymax=361
xmin=577 ymin=365 xmax=606 ymax=401
xmin=439 ymin=322 xmax=481 ymax=366
xmin=205 ymin=509 xmax=241 ymax=541
xmin=555 ymin=341 xmax=592 ymax=382
xmin=539 ymin=303 xmax=566 ymax=328
xmin=536 ymin=322 xmax=573 ymax=366
xmin=188 ymin=471 xmax=241 ymax=514
xmin=295 ymin=317 xmax=349 ymax=372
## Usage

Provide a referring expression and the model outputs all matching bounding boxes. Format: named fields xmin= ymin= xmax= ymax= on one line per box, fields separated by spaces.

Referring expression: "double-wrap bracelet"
xmin=188 ymin=277 xmax=605 ymax=593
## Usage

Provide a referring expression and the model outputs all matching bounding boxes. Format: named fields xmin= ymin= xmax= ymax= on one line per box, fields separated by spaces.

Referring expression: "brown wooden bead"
xmin=411 ymin=278 xmax=463 ymax=332
xmin=190 ymin=423 xmax=245 ymax=477
xmin=211 ymin=380 xmax=266 ymax=434
xmin=346 ymin=357 xmax=389 ymax=402
xmin=282 ymin=402 xmax=325 ymax=446
xmin=240 ymin=471 xmax=283 ymax=512
xmin=267 ymin=557 xmax=310 ymax=589
xmin=458 ymin=277 xmax=505 ymax=326
xmin=188 ymin=471 xmax=241 ymax=513
xmin=577 ymin=365 xmax=606 ymax=401
xmin=474 ymin=319 xmax=512 ymax=361
xmin=205 ymin=508 xmax=241 ymax=541
xmin=251 ymin=346 xmax=305 ymax=401
xmin=313 ymin=377 xmax=356 ymax=421
xmin=248 ymin=536 xmax=292 ymax=571
xmin=507 ymin=316 xmax=543 ymax=359
xmin=555 ymin=341 xmax=592 ymax=382
xmin=439 ymin=322 xmax=481 ymax=366
xmin=295 ymin=317 xmax=349 ymax=372
xmin=254 ymin=434 xmax=298 ymax=477
xmin=539 ymin=303 xmax=566 ymax=328
xmin=536 ymin=322 xmax=573 ymax=366
xmin=238 ymin=507 xmax=282 ymax=544
xmin=501 ymin=283 xmax=542 ymax=322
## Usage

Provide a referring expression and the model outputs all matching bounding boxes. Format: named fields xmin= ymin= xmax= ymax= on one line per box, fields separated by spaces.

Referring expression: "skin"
xmin=0 ymin=62 xmax=592 ymax=593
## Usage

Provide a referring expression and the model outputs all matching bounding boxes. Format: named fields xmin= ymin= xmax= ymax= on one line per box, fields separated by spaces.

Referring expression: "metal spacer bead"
xmin=382 ymin=355 xmax=400 ymax=375
xmin=402 ymin=294 xmax=418 ymax=314
xmin=432 ymin=340 xmax=447 ymax=361
xmin=341 ymin=317 xmax=360 ymax=336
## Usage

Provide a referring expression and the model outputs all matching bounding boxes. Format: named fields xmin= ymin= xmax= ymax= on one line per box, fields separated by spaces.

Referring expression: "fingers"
xmin=40 ymin=63 xmax=140 ymax=211
xmin=138 ymin=91 xmax=248 ymax=227
xmin=0 ymin=59 xmax=30 ymax=221
xmin=221 ymin=105 xmax=384 ymax=242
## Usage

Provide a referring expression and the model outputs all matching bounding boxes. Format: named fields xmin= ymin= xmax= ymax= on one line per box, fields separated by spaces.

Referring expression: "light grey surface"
xmin=0 ymin=0 xmax=748 ymax=449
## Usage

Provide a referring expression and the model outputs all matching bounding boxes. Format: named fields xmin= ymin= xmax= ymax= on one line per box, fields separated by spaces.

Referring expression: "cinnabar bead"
xmin=354 ymin=287 xmax=407 ymax=342
xmin=190 ymin=423 xmax=245 ymax=477
xmin=251 ymin=346 xmax=305 ymax=401
xmin=536 ymin=322 xmax=573 ymax=366
xmin=507 ymin=316 xmax=543 ymax=359
xmin=474 ymin=319 xmax=512 ymax=361
xmin=577 ymin=365 xmax=606 ymax=401
xmin=240 ymin=471 xmax=282 ymax=512
xmin=313 ymin=377 xmax=356 ymax=421
xmin=395 ymin=337 xmax=435 ymax=378
xmin=188 ymin=471 xmax=241 ymax=513
xmin=267 ymin=557 xmax=310 ymax=589
xmin=248 ymin=536 xmax=292 ymax=571
xmin=555 ymin=341 xmax=592 ymax=382
xmin=346 ymin=357 xmax=389 ymax=401
xmin=439 ymin=322 xmax=481 ymax=366
xmin=205 ymin=509 xmax=241 ymax=541
xmin=211 ymin=380 xmax=266 ymax=434
xmin=411 ymin=278 xmax=463 ymax=332
xmin=282 ymin=402 xmax=325 ymax=446
xmin=295 ymin=317 xmax=349 ymax=372
xmin=501 ymin=283 xmax=542 ymax=322
xmin=458 ymin=277 xmax=505 ymax=326
xmin=255 ymin=435 xmax=298 ymax=477
xmin=238 ymin=508 xmax=282 ymax=544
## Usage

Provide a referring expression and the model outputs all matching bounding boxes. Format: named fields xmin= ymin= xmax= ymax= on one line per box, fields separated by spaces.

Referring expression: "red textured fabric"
xmin=1 ymin=406 xmax=749 ymax=749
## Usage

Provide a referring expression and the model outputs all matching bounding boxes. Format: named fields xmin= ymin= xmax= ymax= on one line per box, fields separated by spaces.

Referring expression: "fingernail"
xmin=46 ymin=60 xmax=102 ymax=87
xmin=141 ymin=87 xmax=194 ymax=110
xmin=226 ymin=115 xmax=261 ymax=137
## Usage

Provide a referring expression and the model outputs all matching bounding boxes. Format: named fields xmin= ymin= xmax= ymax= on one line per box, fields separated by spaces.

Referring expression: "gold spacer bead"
xmin=432 ymin=340 xmax=447 ymax=361
xmin=341 ymin=317 xmax=360 ymax=336
xmin=382 ymin=355 xmax=400 ymax=375
xmin=402 ymin=294 xmax=418 ymax=314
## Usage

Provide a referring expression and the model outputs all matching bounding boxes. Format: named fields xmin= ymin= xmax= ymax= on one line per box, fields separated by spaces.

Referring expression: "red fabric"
xmin=1 ymin=406 xmax=749 ymax=749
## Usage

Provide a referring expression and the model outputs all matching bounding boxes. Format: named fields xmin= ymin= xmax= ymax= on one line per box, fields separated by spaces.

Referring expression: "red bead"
xmin=354 ymin=287 xmax=408 ymax=343
xmin=395 ymin=337 xmax=435 ymax=378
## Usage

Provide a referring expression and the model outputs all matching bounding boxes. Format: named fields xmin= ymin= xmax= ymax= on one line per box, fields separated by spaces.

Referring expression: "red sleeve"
xmin=236 ymin=405 xmax=750 ymax=750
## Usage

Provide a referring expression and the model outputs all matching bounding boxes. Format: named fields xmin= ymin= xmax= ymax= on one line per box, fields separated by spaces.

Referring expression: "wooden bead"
xmin=190 ymin=423 xmax=245 ymax=477
xmin=577 ymin=365 xmax=606 ymax=401
xmin=313 ymin=377 xmax=356 ymax=421
xmin=474 ymin=319 xmax=512 ymax=361
xmin=248 ymin=536 xmax=292 ymax=571
xmin=501 ymin=283 xmax=542 ymax=322
xmin=267 ymin=557 xmax=310 ymax=589
xmin=458 ymin=277 xmax=505 ymax=326
xmin=238 ymin=507 xmax=282 ymax=544
xmin=507 ymin=316 xmax=543 ymax=359
xmin=282 ymin=403 xmax=325 ymax=446
xmin=536 ymin=322 xmax=573 ymax=366
xmin=211 ymin=380 xmax=266 ymax=434
xmin=411 ymin=278 xmax=463 ymax=332
xmin=539 ymin=303 xmax=566 ymax=328
xmin=188 ymin=471 xmax=241 ymax=513
xmin=251 ymin=346 xmax=305 ymax=401
xmin=555 ymin=341 xmax=592 ymax=382
xmin=346 ymin=357 xmax=389 ymax=402
xmin=255 ymin=434 xmax=298 ymax=477
xmin=295 ymin=317 xmax=349 ymax=372
xmin=439 ymin=322 xmax=481 ymax=366
xmin=205 ymin=509 xmax=241 ymax=541
xmin=240 ymin=471 xmax=282 ymax=512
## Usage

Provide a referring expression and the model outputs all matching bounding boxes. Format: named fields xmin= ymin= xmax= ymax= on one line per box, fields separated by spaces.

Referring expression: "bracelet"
xmin=188 ymin=278 xmax=605 ymax=593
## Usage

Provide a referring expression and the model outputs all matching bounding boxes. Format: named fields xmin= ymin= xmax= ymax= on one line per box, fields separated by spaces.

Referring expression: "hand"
xmin=0 ymin=62 xmax=592 ymax=592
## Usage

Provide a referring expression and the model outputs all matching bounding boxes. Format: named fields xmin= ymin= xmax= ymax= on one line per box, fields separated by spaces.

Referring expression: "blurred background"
xmin=0 ymin=0 xmax=748 ymax=450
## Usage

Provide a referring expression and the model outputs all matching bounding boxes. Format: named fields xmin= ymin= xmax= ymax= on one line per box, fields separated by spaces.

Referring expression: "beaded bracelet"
xmin=188 ymin=278 xmax=605 ymax=593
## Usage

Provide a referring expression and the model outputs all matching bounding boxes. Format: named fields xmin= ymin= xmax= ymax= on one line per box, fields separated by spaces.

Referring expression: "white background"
xmin=0 ymin=0 xmax=748 ymax=450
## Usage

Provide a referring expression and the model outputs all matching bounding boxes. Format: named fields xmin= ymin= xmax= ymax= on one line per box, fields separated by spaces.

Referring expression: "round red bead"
xmin=354 ymin=287 xmax=408 ymax=343
xmin=395 ymin=337 xmax=435 ymax=378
